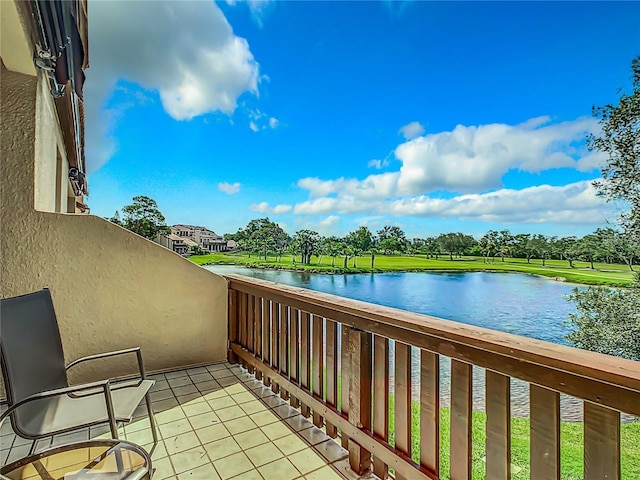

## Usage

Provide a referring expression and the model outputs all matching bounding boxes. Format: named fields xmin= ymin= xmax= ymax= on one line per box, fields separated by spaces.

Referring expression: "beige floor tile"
xmin=189 ymin=412 xmax=220 ymax=430
xmin=189 ymin=372 xmax=214 ymax=383
xmin=173 ymin=385 xmax=199 ymax=397
xmin=297 ymin=426 xmax=329 ymax=446
xmin=258 ymin=457 xmax=300 ymax=480
xmin=272 ymin=404 xmax=299 ymax=419
xmin=203 ymin=389 xmax=229 ymax=401
xmin=170 ymin=446 xmax=210 ymax=474
xmin=165 ymin=432 xmax=201 ymax=455
xmin=224 ymin=417 xmax=258 ymax=435
xmin=212 ymin=451 xmax=254 ymax=480
xmin=177 ymin=462 xmax=220 ymax=480
xmin=260 ymin=422 xmax=291 ymax=441
xmin=203 ymin=437 xmax=242 ymax=461
xmin=232 ymin=392 xmax=256 ymax=404
xmin=209 ymin=396 xmax=238 ymax=411
xmin=156 ymin=408 xmax=187 ymax=425
xmin=313 ymin=439 xmax=348 ymax=463
xmin=273 ymin=435 xmax=308 ymax=456
xmin=212 ymin=369 xmax=236 ymax=380
xmin=153 ymin=397 xmax=181 ymax=412
xmin=239 ymin=401 xmax=268 ymax=416
xmin=287 ymin=448 xmax=326 ymax=475
xmin=196 ymin=423 xmax=231 ymax=445
xmin=152 ymin=456 xmax=175 ymax=480
xmin=159 ymin=418 xmax=193 ymax=439
xmin=187 ymin=367 xmax=209 ymax=375
xmin=244 ymin=442 xmax=283 ymax=468
xmin=216 ymin=405 xmax=246 ymax=422
xmin=218 ymin=377 xmax=240 ymax=388
xmin=249 ymin=410 xmax=279 ymax=427
xmin=165 ymin=371 xmax=189 ymax=380
xmin=125 ymin=417 xmax=150 ymax=434
xmin=151 ymin=440 xmax=168 ymax=460
xmin=150 ymin=389 xmax=175 ymax=402
xmin=151 ymin=380 xmax=171 ymax=392
xmin=127 ymin=428 xmax=155 ymax=446
xmin=229 ymin=470 xmax=265 ymax=480
xmin=207 ymin=363 xmax=229 ymax=372
xmin=168 ymin=377 xmax=193 ymax=388
xmin=183 ymin=402 xmax=213 ymax=418
xmin=233 ymin=430 xmax=269 ymax=450
xmin=177 ymin=393 xmax=206 ymax=405
xmin=284 ymin=415 xmax=313 ymax=432
xmin=304 ymin=465 xmax=343 ymax=480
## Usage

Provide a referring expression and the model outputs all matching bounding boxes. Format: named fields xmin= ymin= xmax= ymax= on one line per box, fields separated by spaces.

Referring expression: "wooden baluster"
xmin=584 ymin=402 xmax=620 ymax=480
xmin=395 ymin=342 xmax=412 ymax=480
xmin=246 ymin=295 xmax=255 ymax=374
xmin=450 ymin=360 xmax=472 ymax=480
xmin=486 ymin=371 xmax=510 ymax=480
xmin=420 ymin=350 xmax=439 ymax=476
xmin=280 ymin=305 xmax=290 ymax=400
xmin=347 ymin=327 xmax=372 ymax=474
xmin=312 ymin=315 xmax=325 ymax=427
xmin=341 ymin=324 xmax=350 ymax=449
xmin=239 ymin=293 xmax=247 ymax=369
xmin=373 ymin=335 xmax=389 ymax=479
xmin=530 ymin=385 xmax=560 ymax=480
xmin=263 ymin=300 xmax=271 ymax=386
xmin=254 ymin=296 xmax=263 ymax=380
xmin=289 ymin=308 xmax=300 ymax=408
xmin=271 ymin=301 xmax=280 ymax=394
xmin=325 ymin=319 xmax=338 ymax=438
xmin=227 ymin=290 xmax=238 ymax=363
xmin=300 ymin=311 xmax=312 ymax=417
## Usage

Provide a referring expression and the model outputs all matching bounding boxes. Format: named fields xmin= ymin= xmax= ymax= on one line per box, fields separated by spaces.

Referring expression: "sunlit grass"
xmin=189 ymin=252 xmax=635 ymax=286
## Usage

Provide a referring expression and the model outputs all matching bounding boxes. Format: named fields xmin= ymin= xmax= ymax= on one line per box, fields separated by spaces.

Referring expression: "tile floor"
xmin=1 ymin=362 xmax=380 ymax=480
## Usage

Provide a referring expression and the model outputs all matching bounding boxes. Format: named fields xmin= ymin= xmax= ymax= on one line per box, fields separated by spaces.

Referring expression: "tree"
xmin=111 ymin=196 xmax=170 ymax=240
xmin=567 ymin=56 xmax=640 ymax=359
xmin=345 ymin=226 xmax=374 ymax=268
xmin=377 ymin=226 xmax=407 ymax=254
xmin=293 ymin=230 xmax=320 ymax=264
xmin=479 ymin=230 xmax=499 ymax=264
xmin=588 ymin=55 xmax=640 ymax=239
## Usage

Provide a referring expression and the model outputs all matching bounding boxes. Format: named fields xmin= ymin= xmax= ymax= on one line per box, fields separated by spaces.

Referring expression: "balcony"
xmin=1 ymin=274 xmax=639 ymax=480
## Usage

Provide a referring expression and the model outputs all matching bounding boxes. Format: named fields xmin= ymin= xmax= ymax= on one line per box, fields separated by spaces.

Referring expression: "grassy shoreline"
xmin=190 ymin=253 xmax=635 ymax=287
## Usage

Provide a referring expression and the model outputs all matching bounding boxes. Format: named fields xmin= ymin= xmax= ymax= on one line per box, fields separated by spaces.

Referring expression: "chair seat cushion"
xmin=16 ymin=379 xmax=154 ymax=438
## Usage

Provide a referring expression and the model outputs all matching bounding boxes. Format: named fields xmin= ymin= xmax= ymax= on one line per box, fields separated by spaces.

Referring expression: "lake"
xmin=204 ymin=265 xmax=578 ymax=344
xmin=204 ymin=265 xmax=598 ymax=420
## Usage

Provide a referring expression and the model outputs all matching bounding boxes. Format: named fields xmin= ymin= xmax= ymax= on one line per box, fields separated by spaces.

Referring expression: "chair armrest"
xmin=66 ymin=347 xmax=147 ymax=379
xmin=0 ymin=380 xmax=113 ymax=427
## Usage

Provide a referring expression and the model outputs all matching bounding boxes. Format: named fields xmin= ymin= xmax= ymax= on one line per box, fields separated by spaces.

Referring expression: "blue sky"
xmin=84 ymin=1 xmax=639 ymax=239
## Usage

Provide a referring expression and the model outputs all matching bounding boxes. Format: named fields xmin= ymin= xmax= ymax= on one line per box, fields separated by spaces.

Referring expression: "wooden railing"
xmin=226 ymin=274 xmax=640 ymax=480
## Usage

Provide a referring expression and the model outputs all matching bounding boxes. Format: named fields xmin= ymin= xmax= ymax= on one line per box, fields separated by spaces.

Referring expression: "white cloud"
xmin=269 ymin=117 xmax=279 ymax=129
xmin=296 ymin=116 xmax=601 ymax=204
xmin=218 ymin=182 xmax=241 ymax=195
xmin=247 ymin=108 xmax=279 ymax=131
xmin=85 ymin=1 xmax=260 ymax=172
xmin=250 ymin=202 xmax=292 ymax=214
xmin=293 ymin=181 xmax=613 ymax=225
xmin=399 ymin=121 xmax=425 ymax=140
xmin=249 ymin=121 xmax=259 ymax=132
xmin=367 ymin=158 xmax=389 ymax=169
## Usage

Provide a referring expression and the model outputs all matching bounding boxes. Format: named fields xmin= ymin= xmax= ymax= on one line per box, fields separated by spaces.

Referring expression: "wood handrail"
xmin=226 ymin=274 xmax=640 ymax=416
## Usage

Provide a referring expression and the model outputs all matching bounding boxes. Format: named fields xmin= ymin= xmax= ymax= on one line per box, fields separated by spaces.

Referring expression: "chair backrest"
xmin=0 ymin=288 xmax=68 ymax=432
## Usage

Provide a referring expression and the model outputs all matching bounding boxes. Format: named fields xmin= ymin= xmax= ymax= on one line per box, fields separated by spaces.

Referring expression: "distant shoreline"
xmin=191 ymin=254 xmax=634 ymax=287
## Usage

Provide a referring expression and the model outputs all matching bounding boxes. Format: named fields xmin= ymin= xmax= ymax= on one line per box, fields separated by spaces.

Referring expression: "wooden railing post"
xmin=347 ymin=326 xmax=372 ymax=475
xmin=325 ymin=319 xmax=339 ymax=437
xmin=420 ymin=350 xmax=439 ymax=476
xmin=450 ymin=359 xmax=472 ymax=480
xmin=254 ymin=296 xmax=263 ymax=380
xmin=394 ymin=342 xmax=412 ymax=480
xmin=289 ymin=308 xmax=300 ymax=408
xmin=341 ymin=324 xmax=350 ymax=449
xmin=270 ymin=301 xmax=280 ymax=393
xmin=584 ymin=402 xmax=620 ymax=480
xmin=280 ymin=305 xmax=290 ymax=400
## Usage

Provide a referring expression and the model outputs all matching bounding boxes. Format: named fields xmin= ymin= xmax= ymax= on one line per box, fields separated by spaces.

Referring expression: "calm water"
xmin=205 ymin=265 xmax=579 ymax=344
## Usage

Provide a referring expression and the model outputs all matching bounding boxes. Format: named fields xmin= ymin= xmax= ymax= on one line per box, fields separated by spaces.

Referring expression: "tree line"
xmin=224 ymin=220 xmax=639 ymax=270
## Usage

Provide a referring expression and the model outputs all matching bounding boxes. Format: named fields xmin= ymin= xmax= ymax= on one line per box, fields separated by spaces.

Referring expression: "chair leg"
xmin=145 ymin=392 xmax=158 ymax=454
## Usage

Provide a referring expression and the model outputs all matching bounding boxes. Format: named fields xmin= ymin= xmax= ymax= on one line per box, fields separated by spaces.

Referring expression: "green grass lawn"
xmin=384 ymin=398 xmax=639 ymax=479
xmin=190 ymin=252 xmax=635 ymax=286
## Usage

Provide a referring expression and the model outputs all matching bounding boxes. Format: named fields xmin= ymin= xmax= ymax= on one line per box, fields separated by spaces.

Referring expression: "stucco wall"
xmin=1 ymin=66 xmax=229 ymax=389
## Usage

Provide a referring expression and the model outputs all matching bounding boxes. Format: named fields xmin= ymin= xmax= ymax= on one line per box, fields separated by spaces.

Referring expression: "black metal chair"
xmin=0 ymin=288 xmax=158 ymax=453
